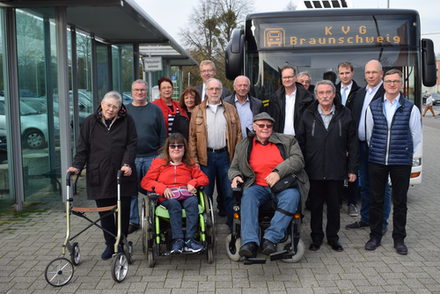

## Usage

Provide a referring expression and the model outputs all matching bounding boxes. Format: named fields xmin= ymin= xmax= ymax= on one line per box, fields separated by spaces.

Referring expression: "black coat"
xmin=335 ymin=80 xmax=360 ymax=106
xmin=346 ymin=84 xmax=385 ymax=130
xmin=297 ymin=100 xmax=358 ymax=181
xmin=72 ymin=104 xmax=138 ymax=200
xmin=265 ymin=83 xmax=314 ymax=134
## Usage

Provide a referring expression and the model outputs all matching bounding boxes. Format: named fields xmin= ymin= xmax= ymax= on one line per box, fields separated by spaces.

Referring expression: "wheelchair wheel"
xmin=225 ymin=234 xmax=241 ymax=262
xmin=279 ymin=239 xmax=305 ymax=263
xmin=147 ymin=250 xmax=156 ymax=268
xmin=45 ymin=257 xmax=74 ymax=287
xmin=207 ymin=246 xmax=214 ymax=264
xmin=70 ymin=242 xmax=80 ymax=266
xmin=203 ymin=193 xmax=216 ymax=247
xmin=141 ymin=198 xmax=149 ymax=254
xmin=111 ymin=252 xmax=129 ymax=282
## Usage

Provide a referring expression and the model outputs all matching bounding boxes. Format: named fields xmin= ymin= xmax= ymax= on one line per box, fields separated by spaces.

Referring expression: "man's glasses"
xmin=169 ymin=144 xmax=184 ymax=149
xmin=255 ymin=123 xmax=273 ymax=129
xmin=384 ymin=80 xmax=402 ymax=84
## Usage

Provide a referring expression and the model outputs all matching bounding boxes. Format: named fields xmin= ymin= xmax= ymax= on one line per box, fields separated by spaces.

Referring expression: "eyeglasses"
xmin=201 ymin=69 xmax=214 ymax=73
xmin=282 ymin=75 xmax=296 ymax=80
xmin=254 ymin=123 xmax=273 ymax=129
xmin=169 ymin=144 xmax=184 ymax=149
xmin=384 ymin=80 xmax=402 ymax=84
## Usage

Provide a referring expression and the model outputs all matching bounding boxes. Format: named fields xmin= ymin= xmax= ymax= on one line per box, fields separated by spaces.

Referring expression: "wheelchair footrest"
xmin=269 ymin=250 xmax=293 ymax=261
xmin=244 ymin=257 xmax=266 ymax=265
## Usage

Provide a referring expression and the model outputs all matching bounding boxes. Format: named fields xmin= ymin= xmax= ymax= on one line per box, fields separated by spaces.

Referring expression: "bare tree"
xmin=180 ymin=0 xmax=254 ymax=86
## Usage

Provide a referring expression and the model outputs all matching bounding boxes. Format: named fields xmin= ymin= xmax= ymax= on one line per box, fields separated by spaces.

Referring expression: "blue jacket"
xmin=368 ymin=97 xmax=414 ymax=166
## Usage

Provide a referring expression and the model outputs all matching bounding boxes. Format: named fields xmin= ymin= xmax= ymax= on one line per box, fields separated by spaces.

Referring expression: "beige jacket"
xmin=189 ymin=99 xmax=242 ymax=166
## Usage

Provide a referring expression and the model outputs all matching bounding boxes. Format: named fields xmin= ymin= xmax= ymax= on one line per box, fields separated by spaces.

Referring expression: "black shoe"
xmin=261 ymin=239 xmax=277 ymax=255
xmin=239 ymin=242 xmax=258 ymax=258
xmin=128 ymin=223 xmax=139 ymax=234
xmin=365 ymin=238 xmax=381 ymax=251
xmin=101 ymin=245 xmax=113 ymax=260
xmin=328 ymin=240 xmax=344 ymax=252
xmin=309 ymin=242 xmax=321 ymax=251
xmin=346 ymin=220 xmax=369 ymax=229
xmin=394 ymin=241 xmax=408 ymax=255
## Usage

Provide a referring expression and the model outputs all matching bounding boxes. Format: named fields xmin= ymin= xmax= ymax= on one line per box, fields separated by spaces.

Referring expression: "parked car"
xmin=0 ymin=97 xmax=59 ymax=149
xmin=431 ymin=93 xmax=440 ymax=105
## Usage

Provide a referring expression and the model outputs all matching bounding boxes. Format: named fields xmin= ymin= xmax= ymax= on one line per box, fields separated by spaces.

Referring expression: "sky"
xmin=135 ymin=0 xmax=440 ymax=54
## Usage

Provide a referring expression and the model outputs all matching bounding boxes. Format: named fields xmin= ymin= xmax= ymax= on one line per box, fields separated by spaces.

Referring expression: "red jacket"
xmin=152 ymin=98 xmax=188 ymax=135
xmin=141 ymin=157 xmax=209 ymax=202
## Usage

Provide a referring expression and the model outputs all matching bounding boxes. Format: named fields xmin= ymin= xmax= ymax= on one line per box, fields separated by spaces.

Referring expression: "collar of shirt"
xmin=318 ymin=104 xmax=335 ymax=116
xmin=285 ymin=90 xmax=296 ymax=99
xmin=383 ymin=93 xmax=401 ymax=105
xmin=234 ymin=95 xmax=250 ymax=104
xmin=206 ymin=101 xmax=223 ymax=113
xmin=253 ymin=136 xmax=270 ymax=146
xmin=366 ymin=81 xmax=383 ymax=95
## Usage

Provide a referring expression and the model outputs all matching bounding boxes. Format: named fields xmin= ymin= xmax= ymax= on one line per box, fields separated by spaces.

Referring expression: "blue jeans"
xmin=240 ymin=184 xmax=300 ymax=246
xmin=130 ymin=155 xmax=155 ymax=225
xmin=200 ymin=151 xmax=233 ymax=227
xmin=161 ymin=196 xmax=199 ymax=240
xmin=358 ymin=142 xmax=391 ymax=226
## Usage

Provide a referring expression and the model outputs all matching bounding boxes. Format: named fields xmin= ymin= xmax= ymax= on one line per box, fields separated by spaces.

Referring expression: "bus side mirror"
xmin=225 ymin=29 xmax=244 ymax=80
xmin=422 ymin=38 xmax=437 ymax=87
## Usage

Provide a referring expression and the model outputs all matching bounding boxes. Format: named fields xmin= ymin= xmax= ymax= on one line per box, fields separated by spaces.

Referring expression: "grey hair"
xmin=314 ymin=80 xmax=336 ymax=95
xmin=297 ymin=71 xmax=312 ymax=80
xmin=206 ymin=78 xmax=223 ymax=89
xmin=200 ymin=60 xmax=216 ymax=71
xmin=102 ymin=91 xmax=123 ymax=107
xmin=132 ymin=79 xmax=148 ymax=89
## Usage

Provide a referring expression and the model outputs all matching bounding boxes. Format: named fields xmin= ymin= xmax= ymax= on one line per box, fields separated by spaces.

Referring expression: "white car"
xmin=0 ymin=97 xmax=59 ymax=149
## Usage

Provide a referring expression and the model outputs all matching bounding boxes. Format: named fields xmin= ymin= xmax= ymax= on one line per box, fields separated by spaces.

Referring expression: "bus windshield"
xmin=246 ymin=48 xmax=418 ymax=102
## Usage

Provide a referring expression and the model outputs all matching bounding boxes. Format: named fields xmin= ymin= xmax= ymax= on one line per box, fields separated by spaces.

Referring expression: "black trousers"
xmin=309 ymin=180 xmax=343 ymax=244
xmin=95 ymin=197 xmax=131 ymax=246
xmin=368 ymin=163 xmax=411 ymax=241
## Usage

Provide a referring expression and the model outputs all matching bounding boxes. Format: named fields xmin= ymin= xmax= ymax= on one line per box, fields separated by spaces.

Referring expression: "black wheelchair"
xmin=141 ymin=188 xmax=215 ymax=267
xmin=225 ymin=186 xmax=305 ymax=264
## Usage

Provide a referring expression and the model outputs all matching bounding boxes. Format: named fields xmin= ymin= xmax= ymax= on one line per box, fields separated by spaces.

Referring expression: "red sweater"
xmin=249 ymin=138 xmax=283 ymax=186
xmin=152 ymin=98 xmax=188 ymax=134
xmin=141 ymin=157 xmax=209 ymax=202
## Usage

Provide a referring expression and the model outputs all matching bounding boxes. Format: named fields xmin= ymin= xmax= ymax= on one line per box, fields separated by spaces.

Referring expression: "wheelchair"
xmin=225 ymin=186 xmax=305 ymax=264
xmin=45 ymin=171 xmax=133 ymax=287
xmin=141 ymin=188 xmax=215 ymax=267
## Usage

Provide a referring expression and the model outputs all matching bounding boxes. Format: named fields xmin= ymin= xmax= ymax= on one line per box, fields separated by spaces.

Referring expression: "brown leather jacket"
xmin=189 ymin=99 xmax=242 ymax=166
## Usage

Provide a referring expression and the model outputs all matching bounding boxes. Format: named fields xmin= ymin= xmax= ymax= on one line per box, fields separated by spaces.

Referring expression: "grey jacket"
xmin=228 ymin=133 xmax=309 ymax=204
xmin=224 ymin=93 xmax=263 ymax=116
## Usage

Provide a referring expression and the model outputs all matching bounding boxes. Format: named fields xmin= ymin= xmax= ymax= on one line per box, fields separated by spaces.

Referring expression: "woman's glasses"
xmin=169 ymin=144 xmax=184 ymax=149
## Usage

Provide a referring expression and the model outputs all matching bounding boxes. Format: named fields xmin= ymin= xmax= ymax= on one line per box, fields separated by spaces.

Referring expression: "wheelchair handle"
xmin=117 ymin=170 xmax=123 ymax=183
xmin=66 ymin=171 xmax=74 ymax=186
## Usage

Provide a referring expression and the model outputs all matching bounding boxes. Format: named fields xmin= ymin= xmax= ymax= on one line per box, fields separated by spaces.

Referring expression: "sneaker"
xmin=101 ymin=245 xmax=113 ymax=260
xmin=170 ymin=239 xmax=184 ymax=254
xmin=184 ymin=239 xmax=204 ymax=253
xmin=348 ymin=204 xmax=359 ymax=217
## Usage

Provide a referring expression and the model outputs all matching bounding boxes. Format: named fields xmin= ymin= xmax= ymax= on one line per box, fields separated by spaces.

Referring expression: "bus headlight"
xmin=412 ymin=157 xmax=422 ymax=167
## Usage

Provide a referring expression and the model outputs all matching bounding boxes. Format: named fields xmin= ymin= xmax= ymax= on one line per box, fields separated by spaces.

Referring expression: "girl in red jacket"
xmin=141 ymin=133 xmax=209 ymax=254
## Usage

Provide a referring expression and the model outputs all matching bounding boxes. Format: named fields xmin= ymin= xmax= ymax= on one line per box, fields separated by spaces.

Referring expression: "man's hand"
xmin=67 ymin=167 xmax=79 ymax=174
xmin=265 ymin=172 xmax=280 ymax=188
xmin=231 ymin=176 xmax=244 ymax=189
xmin=347 ymin=173 xmax=357 ymax=183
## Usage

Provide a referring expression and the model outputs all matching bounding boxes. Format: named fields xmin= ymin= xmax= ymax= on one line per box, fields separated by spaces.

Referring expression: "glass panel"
xmin=96 ymin=43 xmax=109 ymax=100
xmin=112 ymin=45 xmax=121 ymax=93
xmin=16 ymin=8 xmax=60 ymax=202
xmin=246 ymin=48 xmax=417 ymax=102
xmin=76 ymin=31 xmax=93 ymax=121
xmin=0 ymin=8 xmax=13 ymax=208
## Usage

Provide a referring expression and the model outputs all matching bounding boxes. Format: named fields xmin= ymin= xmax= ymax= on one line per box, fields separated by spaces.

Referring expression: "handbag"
xmin=170 ymin=186 xmax=194 ymax=201
xmin=271 ymin=175 xmax=298 ymax=194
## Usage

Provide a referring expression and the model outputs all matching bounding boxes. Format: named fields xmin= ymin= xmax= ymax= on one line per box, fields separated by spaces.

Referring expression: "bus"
xmin=225 ymin=9 xmax=437 ymax=184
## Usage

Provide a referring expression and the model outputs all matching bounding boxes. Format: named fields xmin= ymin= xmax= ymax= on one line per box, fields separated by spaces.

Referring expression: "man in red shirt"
xmin=228 ymin=112 xmax=309 ymax=257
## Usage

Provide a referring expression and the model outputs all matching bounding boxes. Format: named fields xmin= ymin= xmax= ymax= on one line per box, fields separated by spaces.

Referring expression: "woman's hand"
xmin=163 ymin=188 xmax=174 ymax=199
xmin=231 ymin=176 xmax=243 ymax=189
xmin=347 ymin=173 xmax=357 ymax=183
xmin=67 ymin=167 xmax=79 ymax=174
xmin=187 ymin=184 xmax=197 ymax=194
xmin=121 ymin=165 xmax=132 ymax=176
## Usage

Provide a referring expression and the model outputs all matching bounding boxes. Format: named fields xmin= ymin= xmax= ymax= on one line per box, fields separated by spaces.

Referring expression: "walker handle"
xmin=66 ymin=171 xmax=74 ymax=186
xmin=117 ymin=170 xmax=123 ymax=183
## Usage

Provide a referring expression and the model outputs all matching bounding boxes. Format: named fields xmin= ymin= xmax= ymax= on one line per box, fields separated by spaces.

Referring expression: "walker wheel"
xmin=111 ymin=253 xmax=129 ymax=282
xmin=70 ymin=242 xmax=80 ymax=266
xmin=127 ymin=241 xmax=133 ymax=265
xmin=45 ymin=257 xmax=74 ymax=287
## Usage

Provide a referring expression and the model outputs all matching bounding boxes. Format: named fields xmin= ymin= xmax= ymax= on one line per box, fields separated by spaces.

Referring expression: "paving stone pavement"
xmin=1 ymin=117 xmax=440 ymax=294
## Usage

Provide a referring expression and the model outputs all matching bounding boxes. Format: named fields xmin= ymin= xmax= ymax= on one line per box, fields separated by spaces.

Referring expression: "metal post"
xmin=55 ymin=6 xmax=72 ymax=201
